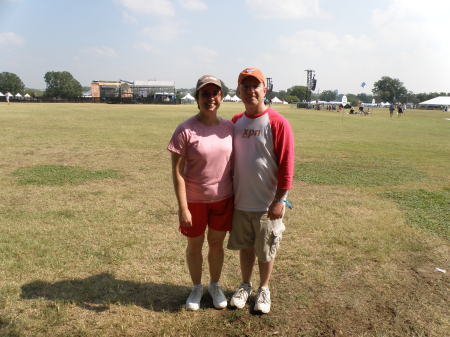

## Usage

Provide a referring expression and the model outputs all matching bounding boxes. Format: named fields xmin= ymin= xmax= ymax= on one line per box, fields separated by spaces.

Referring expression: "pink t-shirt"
xmin=167 ymin=116 xmax=233 ymax=203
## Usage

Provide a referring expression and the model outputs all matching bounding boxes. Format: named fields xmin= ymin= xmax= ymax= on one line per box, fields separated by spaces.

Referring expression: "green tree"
xmin=356 ymin=93 xmax=373 ymax=103
xmin=345 ymin=94 xmax=359 ymax=106
xmin=319 ymin=90 xmax=338 ymax=102
xmin=287 ymin=85 xmax=308 ymax=102
xmin=0 ymin=72 xmax=25 ymax=94
xmin=285 ymin=95 xmax=299 ymax=103
xmin=220 ymin=80 xmax=229 ymax=98
xmin=44 ymin=71 xmax=82 ymax=98
xmin=372 ymin=76 xmax=407 ymax=103
xmin=277 ymin=90 xmax=287 ymax=101
xmin=404 ymin=91 xmax=419 ymax=104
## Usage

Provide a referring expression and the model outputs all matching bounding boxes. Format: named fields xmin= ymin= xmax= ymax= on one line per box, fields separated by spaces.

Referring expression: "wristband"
xmin=276 ymin=199 xmax=293 ymax=209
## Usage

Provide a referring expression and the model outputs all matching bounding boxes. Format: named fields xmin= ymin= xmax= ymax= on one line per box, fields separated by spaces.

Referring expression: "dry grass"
xmin=0 ymin=102 xmax=449 ymax=337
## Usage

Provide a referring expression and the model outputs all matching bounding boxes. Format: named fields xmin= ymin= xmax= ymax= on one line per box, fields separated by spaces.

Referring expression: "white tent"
xmin=0 ymin=92 xmax=4 ymax=96
xmin=223 ymin=94 xmax=232 ymax=101
xmin=24 ymin=93 xmax=31 ymax=99
xmin=271 ymin=96 xmax=282 ymax=103
xmin=15 ymin=93 xmax=23 ymax=98
xmin=182 ymin=93 xmax=195 ymax=101
xmin=282 ymin=101 xmax=288 ymax=104
xmin=181 ymin=93 xmax=195 ymax=104
xmin=5 ymin=92 xmax=13 ymax=97
xmin=231 ymin=95 xmax=241 ymax=102
xmin=418 ymin=96 xmax=450 ymax=106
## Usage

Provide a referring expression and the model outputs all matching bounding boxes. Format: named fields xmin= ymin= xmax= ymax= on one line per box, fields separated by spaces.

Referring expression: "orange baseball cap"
xmin=238 ymin=67 xmax=266 ymax=86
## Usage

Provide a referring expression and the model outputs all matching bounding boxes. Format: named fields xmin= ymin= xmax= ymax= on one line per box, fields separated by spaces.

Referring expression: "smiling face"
xmin=238 ymin=76 xmax=267 ymax=110
xmin=196 ymin=83 xmax=222 ymax=114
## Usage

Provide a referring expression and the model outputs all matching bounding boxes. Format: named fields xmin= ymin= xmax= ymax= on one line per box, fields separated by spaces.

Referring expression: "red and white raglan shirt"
xmin=232 ymin=107 xmax=294 ymax=212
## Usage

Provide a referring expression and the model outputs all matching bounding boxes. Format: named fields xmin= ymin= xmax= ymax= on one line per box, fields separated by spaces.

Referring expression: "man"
xmin=389 ymin=103 xmax=395 ymax=117
xmin=227 ymin=67 xmax=294 ymax=314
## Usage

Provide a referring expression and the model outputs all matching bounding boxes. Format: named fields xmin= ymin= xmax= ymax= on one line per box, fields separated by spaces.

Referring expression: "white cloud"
xmin=0 ymin=32 xmax=25 ymax=45
xmin=86 ymin=46 xmax=118 ymax=57
xmin=179 ymin=0 xmax=207 ymax=10
xmin=192 ymin=45 xmax=218 ymax=64
xmin=122 ymin=11 xmax=138 ymax=24
xmin=143 ymin=21 xmax=181 ymax=41
xmin=118 ymin=0 xmax=174 ymax=16
xmin=270 ymin=29 xmax=377 ymax=92
xmin=369 ymin=0 xmax=450 ymax=92
xmin=135 ymin=42 xmax=154 ymax=52
xmin=279 ymin=30 xmax=373 ymax=55
xmin=245 ymin=0 xmax=322 ymax=19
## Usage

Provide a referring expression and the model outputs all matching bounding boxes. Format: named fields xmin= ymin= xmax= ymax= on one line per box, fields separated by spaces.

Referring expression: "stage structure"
xmin=91 ymin=80 xmax=176 ymax=103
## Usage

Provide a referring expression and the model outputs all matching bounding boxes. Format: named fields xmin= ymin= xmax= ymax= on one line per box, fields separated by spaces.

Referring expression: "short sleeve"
xmin=167 ymin=124 xmax=188 ymax=156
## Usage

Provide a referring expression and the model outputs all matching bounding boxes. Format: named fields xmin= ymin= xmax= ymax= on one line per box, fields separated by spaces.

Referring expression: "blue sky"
xmin=1 ymin=0 xmax=449 ymax=94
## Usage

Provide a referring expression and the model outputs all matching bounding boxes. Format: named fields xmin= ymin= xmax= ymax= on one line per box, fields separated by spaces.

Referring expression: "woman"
xmin=167 ymin=75 xmax=233 ymax=311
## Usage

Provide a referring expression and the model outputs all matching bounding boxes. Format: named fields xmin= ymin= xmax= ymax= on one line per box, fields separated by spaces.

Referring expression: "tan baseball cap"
xmin=238 ymin=67 xmax=266 ymax=86
xmin=195 ymin=75 xmax=222 ymax=95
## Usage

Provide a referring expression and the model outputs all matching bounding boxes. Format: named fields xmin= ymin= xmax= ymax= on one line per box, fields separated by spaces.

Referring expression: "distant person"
xmin=168 ymin=75 xmax=233 ymax=311
xmin=389 ymin=103 xmax=395 ymax=117
xmin=227 ymin=67 xmax=294 ymax=314
xmin=397 ymin=103 xmax=404 ymax=117
xmin=6 ymin=94 xmax=10 ymax=104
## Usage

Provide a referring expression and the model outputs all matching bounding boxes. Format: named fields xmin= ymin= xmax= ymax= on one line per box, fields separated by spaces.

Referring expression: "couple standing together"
xmin=168 ymin=67 xmax=294 ymax=314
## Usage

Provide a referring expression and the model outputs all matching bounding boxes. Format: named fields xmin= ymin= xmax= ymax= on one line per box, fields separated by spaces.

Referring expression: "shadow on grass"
xmin=20 ymin=273 xmax=189 ymax=313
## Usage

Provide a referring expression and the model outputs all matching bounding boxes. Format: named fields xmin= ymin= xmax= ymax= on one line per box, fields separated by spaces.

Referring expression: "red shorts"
xmin=180 ymin=196 xmax=234 ymax=237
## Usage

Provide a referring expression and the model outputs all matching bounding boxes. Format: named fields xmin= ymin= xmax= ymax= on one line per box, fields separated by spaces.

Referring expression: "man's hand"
xmin=267 ymin=200 xmax=284 ymax=220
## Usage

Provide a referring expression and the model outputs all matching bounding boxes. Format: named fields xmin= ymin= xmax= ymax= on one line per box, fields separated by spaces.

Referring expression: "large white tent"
xmin=0 ymin=92 xmax=4 ymax=96
xmin=418 ymin=96 xmax=450 ymax=106
xmin=271 ymin=96 xmax=282 ymax=103
xmin=223 ymin=94 xmax=232 ymax=101
xmin=231 ymin=95 xmax=241 ymax=102
xmin=181 ymin=93 xmax=195 ymax=104
xmin=181 ymin=93 xmax=195 ymax=100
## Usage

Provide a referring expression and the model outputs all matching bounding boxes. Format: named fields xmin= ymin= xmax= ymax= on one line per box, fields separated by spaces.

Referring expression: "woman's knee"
xmin=207 ymin=230 xmax=226 ymax=248
xmin=186 ymin=235 xmax=204 ymax=255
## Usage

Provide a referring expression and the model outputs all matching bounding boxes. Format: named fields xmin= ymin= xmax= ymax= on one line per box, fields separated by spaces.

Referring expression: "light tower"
xmin=266 ymin=77 xmax=273 ymax=93
xmin=305 ymin=69 xmax=316 ymax=101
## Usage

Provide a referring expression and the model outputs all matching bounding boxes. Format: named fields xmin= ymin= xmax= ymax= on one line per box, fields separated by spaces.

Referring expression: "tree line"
xmin=1 ymin=71 xmax=448 ymax=104
xmin=268 ymin=76 xmax=449 ymax=105
xmin=0 ymin=71 xmax=82 ymax=99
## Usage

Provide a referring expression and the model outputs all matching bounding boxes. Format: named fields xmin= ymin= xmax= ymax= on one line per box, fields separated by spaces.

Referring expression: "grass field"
xmin=0 ymin=102 xmax=449 ymax=337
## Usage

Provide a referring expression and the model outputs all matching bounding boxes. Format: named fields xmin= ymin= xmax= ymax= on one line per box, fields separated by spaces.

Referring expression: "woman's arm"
xmin=171 ymin=152 xmax=192 ymax=227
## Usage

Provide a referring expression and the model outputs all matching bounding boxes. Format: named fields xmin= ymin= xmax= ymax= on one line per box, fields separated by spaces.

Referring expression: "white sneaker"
xmin=186 ymin=285 xmax=203 ymax=311
xmin=230 ymin=283 xmax=252 ymax=309
xmin=254 ymin=287 xmax=271 ymax=314
xmin=208 ymin=283 xmax=227 ymax=309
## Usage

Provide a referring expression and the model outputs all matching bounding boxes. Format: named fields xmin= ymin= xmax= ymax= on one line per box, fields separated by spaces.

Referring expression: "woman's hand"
xmin=179 ymin=208 xmax=193 ymax=227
